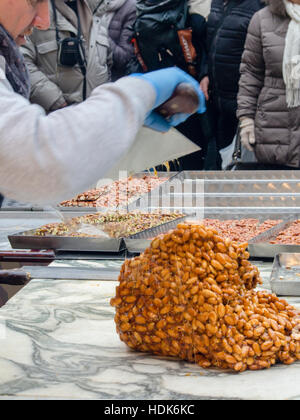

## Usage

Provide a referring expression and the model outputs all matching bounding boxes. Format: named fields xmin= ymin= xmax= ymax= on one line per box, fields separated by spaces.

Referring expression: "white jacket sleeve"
xmin=0 ymin=76 xmax=155 ymax=204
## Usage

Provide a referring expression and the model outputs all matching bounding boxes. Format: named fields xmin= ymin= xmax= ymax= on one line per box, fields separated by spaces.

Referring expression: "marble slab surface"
xmin=0 ymin=259 xmax=299 ymax=400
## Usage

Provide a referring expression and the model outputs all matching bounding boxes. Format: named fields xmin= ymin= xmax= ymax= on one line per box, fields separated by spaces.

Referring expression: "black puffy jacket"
xmin=127 ymin=0 xmax=207 ymax=81
xmin=205 ymin=0 xmax=264 ymax=100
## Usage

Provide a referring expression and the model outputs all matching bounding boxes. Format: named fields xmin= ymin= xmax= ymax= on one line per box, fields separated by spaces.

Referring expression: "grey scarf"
xmin=0 ymin=24 xmax=30 ymax=99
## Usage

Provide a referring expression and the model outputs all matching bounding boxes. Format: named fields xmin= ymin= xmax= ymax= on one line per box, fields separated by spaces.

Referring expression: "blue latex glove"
xmin=130 ymin=67 xmax=206 ymax=132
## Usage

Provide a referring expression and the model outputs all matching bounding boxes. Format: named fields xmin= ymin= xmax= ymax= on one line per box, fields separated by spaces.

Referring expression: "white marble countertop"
xmin=0 ymin=259 xmax=299 ymax=400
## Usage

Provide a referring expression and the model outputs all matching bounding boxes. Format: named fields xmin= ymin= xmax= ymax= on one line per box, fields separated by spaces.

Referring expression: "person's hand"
xmin=200 ymin=76 xmax=209 ymax=101
xmin=130 ymin=67 xmax=206 ymax=132
xmin=240 ymin=117 xmax=255 ymax=151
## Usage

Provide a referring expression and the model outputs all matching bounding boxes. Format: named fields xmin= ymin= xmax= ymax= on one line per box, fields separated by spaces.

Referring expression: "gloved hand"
xmin=130 ymin=67 xmax=206 ymax=132
xmin=240 ymin=117 xmax=256 ymax=152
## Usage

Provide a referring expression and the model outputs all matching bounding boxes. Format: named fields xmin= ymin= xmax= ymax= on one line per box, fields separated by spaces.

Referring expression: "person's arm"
xmin=237 ymin=12 xmax=265 ymax=120
xmin=21 ymin=38 xmax=67 ymax=112
xmin=0 ymin=77 xmax=155 ymax=204
xmin=0 ymin=67 xmax=205 ymax=205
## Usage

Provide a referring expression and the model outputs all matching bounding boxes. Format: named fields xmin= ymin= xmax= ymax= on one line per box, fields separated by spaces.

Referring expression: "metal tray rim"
xmin=270 ymin=253 xmax=300 ymax=296
xmin=8 ymin=229 xmax=125 ymax=252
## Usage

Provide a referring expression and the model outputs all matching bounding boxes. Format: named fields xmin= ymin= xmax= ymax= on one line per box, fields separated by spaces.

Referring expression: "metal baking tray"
xmin=201 ymin=209 xmax=300 ymax=220
xmin=136 ymin=194 xmax=300 ymax=209
xmin=8 ymin=229 xmax=125 ymax=252
xmin=134 ymin=208 xmax=299 ymax=225
xmin=247 ymin=219 xmax=300 ymax=258
xmin=203 ymin=179 xmax=300 ymax=194
xmin=177 ymin=170 xmax=300 ymax=180
xmin=57 ymin=172 xmax=178 ymax=212
xmin=133 ymin=171 xmax=300 ymax=210
xmin=124 ymin=212 xmax=288 ymax=253
xmin=270 ymin=253 xmax=300 ymax=296
xmin=124 ymin=215 xmax=190 ymax=253
xmin=203 ymin=195 xmax=300 ymax=208
xmin=138 ymin=178 xmax=300 ymax=195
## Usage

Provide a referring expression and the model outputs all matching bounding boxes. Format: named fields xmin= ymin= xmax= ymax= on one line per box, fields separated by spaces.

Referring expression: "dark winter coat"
xmin=108 ymin=0 xmax=136 ymax=80
xmin=204 ymin=0 xmax=264 ymax=102
xmin=237 ymin=0 xmax=300 ymax=168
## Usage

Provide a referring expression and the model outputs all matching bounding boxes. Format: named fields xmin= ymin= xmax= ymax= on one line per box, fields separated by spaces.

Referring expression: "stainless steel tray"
xmin=247 ymin=219 xmax=300 ymax=258
xmin=137 ymin=208 xmax=300 ymax=221
xmin=203 ymin=179 xmax=300 ymax=194
xmin=270 ymin=253 xmax=300 ymax=296
xmin=124 ymin=215 xmax=189 ymax=254
xmin=8 ymin=229 xmax=125 ymax=252
xmin=201 ymin=209 xmax=300 ymax=220
xmin=124 ymin=212 xmax=286 ymax=253
xmin=139 ymin=179 xmax=300 ymax=195
xmin=58 ymin=172 xmax=178 ymax=213
xmin=136 ymin=194 xmax=300 ymax=208
xmin=177 ymin=170 xmax=300 ymax=180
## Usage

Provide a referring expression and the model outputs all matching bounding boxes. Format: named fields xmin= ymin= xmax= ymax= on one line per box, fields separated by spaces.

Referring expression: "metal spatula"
xmin=105 ymin=83 xmax=201 ymax=181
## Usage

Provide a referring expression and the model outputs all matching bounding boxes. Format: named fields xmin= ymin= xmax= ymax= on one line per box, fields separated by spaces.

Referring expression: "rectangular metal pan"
xmin=270 ymin=253 xmax=300 ymax=296
xmin=177 ymin=170 xmax=300 ymax=180
xmin=126 ymin=213 xmax=292 ymax=254
xmin=139 ymin=179 xmax=300 ymax=196
xmin=57 ymin=172 xmax=178 ymax=213
xmin=8 ymin=229 xmax=125 ymax=253
xmin=247 ymin=219 xmax=300 ymax=258
xmin=203 ymin=179 xmax=300 ymax=195
xmin=124 ymin=215 xmax=189 ymax=254
xmin=201 ymin=210 xmax=300 ymax=220
xmin=135 ymin=209 xmax=298 ymax=226
xmin=136 ymin=194 xmax=300 ymax=208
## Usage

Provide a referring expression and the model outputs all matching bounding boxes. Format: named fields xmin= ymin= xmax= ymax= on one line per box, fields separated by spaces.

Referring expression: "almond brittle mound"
xmin=111 ymin=223 xmax=300 ymax=372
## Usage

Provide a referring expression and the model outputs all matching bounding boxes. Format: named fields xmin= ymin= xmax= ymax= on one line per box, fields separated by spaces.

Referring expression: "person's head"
xmin=288 ymin=0 xmax=300 ymax=4
xmin=0 ymin=0 xmax=50 ymax=45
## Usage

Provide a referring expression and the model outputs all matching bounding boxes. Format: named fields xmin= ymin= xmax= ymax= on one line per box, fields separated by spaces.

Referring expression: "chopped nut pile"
xmin=60 ymin=176 xmax=169 ymax=208
xmin=34 ymin=212 xmax=185 ymax=238
xmin=203 ymin=219 xmax=282 ymax=243
xmin=270 ymin=220 xmax=300 ymax=245
xmin=111 ymin=223 xmax=300 ymax=372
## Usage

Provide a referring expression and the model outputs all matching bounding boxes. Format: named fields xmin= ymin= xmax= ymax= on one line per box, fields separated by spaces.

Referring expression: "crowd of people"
xmin=19 ymin=0 xmax=300 ymax=171
xmin=0 ymin=0 xmax=300 ymax=205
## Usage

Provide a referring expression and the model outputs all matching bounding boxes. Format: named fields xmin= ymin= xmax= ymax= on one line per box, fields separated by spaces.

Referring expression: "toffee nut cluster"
xmin=111 ymin=223 xmax=300 ymax=372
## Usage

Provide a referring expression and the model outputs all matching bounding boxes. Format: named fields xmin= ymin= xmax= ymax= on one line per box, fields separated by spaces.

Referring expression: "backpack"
xmin=131 ymin=0 xmax=198 ymax=77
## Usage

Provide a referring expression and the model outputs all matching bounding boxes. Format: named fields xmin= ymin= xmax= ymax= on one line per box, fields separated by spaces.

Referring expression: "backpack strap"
xmin=177 ymin=28 xmax=198 ymax=78
xmin=131 ymin=37 xmax=148 ymax=72
xmin=50 ymin=0 xmax=87 ymax=101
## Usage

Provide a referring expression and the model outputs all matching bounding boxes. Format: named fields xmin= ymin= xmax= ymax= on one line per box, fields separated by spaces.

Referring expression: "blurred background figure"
xmin=237 ymin=0 xmax=300 ymax=169
xmin=21 ymin=0 xmax=113 ymax=112
xmin=189 ymin=0 xmax=212 ymax=18
xmin=127 ymin=0 xmax=210 ymax=170
xmin=200 ymin=0 xmax=264 ymax=169
xmin=91 ymin=0 xmax=136 ymax=81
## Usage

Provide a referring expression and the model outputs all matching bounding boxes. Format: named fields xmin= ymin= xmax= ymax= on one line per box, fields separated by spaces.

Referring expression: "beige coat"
xmin=237 ymin=0 xmax=300 ymax=168
xmin=21 ymin=0 xmax=112 ymax=112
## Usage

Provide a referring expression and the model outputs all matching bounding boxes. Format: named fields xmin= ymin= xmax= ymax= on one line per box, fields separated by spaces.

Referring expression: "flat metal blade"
xmin=105 ymin=127 xmax=200 ymax=181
